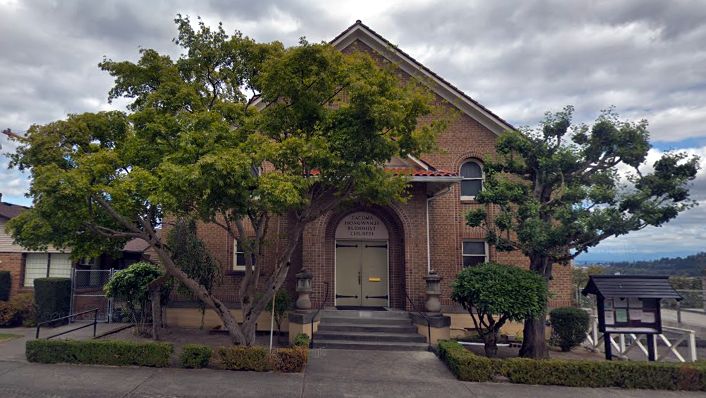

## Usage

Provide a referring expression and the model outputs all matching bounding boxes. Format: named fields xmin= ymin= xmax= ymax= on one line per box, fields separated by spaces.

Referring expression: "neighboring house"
xmin=0 ymin=194 xmax=151 ymax=316
xmin=176 ymin=21 xmax=572 ymax=330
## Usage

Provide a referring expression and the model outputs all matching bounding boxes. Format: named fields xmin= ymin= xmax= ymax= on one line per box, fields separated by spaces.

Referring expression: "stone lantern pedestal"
xmin=295 ymin=269 xmax=313 ymax=310
xmin=410 ymin=270 xmax=451 ymax=346
xmin=288 ymin=269 xmax=319 ymax=345
xmin=424 ymin=270 xmax=442 ymax=313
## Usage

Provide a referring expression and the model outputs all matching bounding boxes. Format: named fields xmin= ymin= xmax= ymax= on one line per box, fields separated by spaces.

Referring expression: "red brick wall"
xmin=0 ymin=252 xmax=26 ymax=298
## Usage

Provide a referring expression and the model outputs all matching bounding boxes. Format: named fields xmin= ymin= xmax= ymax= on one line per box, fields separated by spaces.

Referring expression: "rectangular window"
xmin=24 ymin=253 xmax=72 ymax=287
xmin=462 ymin=241 xmax=487 ymax=267
xmin=232 ymin=239 xmax=256 ymax=271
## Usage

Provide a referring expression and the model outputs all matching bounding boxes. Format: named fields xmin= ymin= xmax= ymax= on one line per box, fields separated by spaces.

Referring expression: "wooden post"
xmin=603 ymin=333 xmax=612 ymax=360
xmin=150 ymin=289 xmax=161 ymax=341
xmin=647 ymin=334 xmax=656 ymax=361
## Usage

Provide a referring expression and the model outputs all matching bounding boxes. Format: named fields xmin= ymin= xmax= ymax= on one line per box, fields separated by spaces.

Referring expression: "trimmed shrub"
xmin=437 ymin=340 xmax=706 ymax=391
xmin=0 ymin=293 xmax=35 ymax=327
xmin=437 ymin=340 xmax=495 ymax=382
xmin=33 ymin=278 xmax=71 ymax=324
xmin=292 ymin=333 xmax=310 ymax=347
xmin=180 ymin=344 xmax=212 ymax=368
xmin=0 ymin=271 xmax=10 ymax=301
xmin=26 ymin=339 xmax=173 ymax=367
xmin=549 ymin=307 xmax=589 ymax=351
xmin=218 ymin=346 xmax=271 ymax=371
xmin=216 ymin=345 xmax=308 ymax=372
xmin=272 ymin=347 xmax=308 ymax=372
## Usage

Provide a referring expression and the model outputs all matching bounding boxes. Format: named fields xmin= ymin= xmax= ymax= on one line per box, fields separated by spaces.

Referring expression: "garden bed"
xmin=437 ymin=340 xmax=706 ymax=391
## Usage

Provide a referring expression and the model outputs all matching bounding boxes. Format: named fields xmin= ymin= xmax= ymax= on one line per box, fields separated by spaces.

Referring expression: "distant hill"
xmin=590 ymin=252 xmax=706 ymax=277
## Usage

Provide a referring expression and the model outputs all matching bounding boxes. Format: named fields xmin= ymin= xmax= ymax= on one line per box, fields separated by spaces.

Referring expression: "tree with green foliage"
xmin=451 ymin=262 xmax=548 ymax=358
xmin=466 ymin=106 xmax=699 ymax=358
xmin=572 ymin=265 xmax=604 ymax=306
xmin=266 ymin=289 xmax=292 ymax=340
xmin=167 ymin=218 xmax=221 ymax=329
xmin=6 ymin=16 xmax=443 ymax=345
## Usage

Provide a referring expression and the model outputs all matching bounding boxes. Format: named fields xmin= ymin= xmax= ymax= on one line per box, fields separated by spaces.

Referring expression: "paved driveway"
xmin=0 ymin=347 xmax=704 ymax=397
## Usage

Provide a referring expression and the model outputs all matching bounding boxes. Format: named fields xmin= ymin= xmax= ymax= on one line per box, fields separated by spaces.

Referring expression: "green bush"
xmin=26 ymin=339 xmax=173 ymax=367
xmin=437 ymin=340 xmax=706 ymax=391
xmin=216 ymin=345 xmax=308 ymax=372
xmin=180 ymin=344 xmax=212 ymax=368
xmin=437 ymin=340 xmax=495 ymax=382
xmin=549 ymin=307 xmax=589 ymax=351
xmin=0 ymin=293 xmax=35 ymax=327
xmin=33 ymin=278 xmax=71 ymax=325
xmin=0 ymin=271 xmax=10 ymax=301
xmin=292 ymin=333 xmax=310 ymax=347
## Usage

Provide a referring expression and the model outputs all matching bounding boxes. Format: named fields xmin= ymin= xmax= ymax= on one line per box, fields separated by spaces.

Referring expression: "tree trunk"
xmin=519 ymin=254 xmax=551 ymax=359
xmin=150 ymin=289 xmax=161 ymax=340
xmin=483 ymin=332 xmax=499 ymax=358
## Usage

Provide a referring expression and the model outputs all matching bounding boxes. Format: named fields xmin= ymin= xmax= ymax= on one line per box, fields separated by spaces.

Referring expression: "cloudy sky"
xmin=1 ymin=0 xmax=706 ymax=262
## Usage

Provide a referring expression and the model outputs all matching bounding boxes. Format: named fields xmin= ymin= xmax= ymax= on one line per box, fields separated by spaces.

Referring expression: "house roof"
xmin=582 ymin=275 xmax=683 ymax=300
xmin=386 ymin=168 xmax=456 ymax=177
xmin=0 ymin=201 xmax=29 ymax=219
xmin=123 ymin=238 xmax=150 ymax=253
xmin=331 ymin=20 xmax=515 ymax=135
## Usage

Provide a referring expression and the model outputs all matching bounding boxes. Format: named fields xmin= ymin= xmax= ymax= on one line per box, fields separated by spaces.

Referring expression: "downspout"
xmin=426 ymin=186 xmax=452 ymax=273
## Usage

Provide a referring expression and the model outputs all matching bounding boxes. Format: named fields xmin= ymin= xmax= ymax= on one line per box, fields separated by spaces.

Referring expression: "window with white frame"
xmin=232 ymin=239 xmax=256 ymax=271
xmin=23 ymin=253 xmax=72 ymax=287
xmin=460 ymin=159 xmax=483 ymax=199
xmin=462 ymin=241 xmax=487 ymax=267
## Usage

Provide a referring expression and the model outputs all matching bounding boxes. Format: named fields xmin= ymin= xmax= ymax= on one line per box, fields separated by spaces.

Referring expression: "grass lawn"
xmin=0 ymin=333 xmax=21 ymax=343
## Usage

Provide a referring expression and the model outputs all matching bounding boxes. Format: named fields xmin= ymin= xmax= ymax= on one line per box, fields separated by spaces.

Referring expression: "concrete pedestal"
xmin=410 ymin=313 xmax=451 ymax=346
xmin=287 ymin=310 xmax=320 ymax=344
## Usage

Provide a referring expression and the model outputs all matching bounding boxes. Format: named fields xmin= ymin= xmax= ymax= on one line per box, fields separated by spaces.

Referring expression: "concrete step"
xmin=319 ymin=316 xmax=413 ymax=326
xmin=314 ymin=330 xmax=426 ymax=343
xmin=321 ymin=309 xmax=411 ymax=320
xmin=313 ymin=339 xmax=429 ymax=351
xmin=317 ymin=323 xmax=419 ymax=334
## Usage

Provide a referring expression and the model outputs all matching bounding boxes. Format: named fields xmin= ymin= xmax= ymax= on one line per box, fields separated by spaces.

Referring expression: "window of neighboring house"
xmin=233 ymin=239 xmax=256 ymax=271
xmin=460 ymin=159 xmax=483 ymax=200
xmin=23 ymin=253 xmax=72 ymax=287
xmin=462 ymin=241 xmax=487 ymax=268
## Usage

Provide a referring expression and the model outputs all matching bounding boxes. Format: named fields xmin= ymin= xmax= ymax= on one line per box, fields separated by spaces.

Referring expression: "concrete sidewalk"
xmin=0 ymin=349 xmax=704 ymax=397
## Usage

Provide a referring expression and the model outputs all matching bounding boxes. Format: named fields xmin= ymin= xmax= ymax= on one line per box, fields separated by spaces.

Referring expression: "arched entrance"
xmin=334 ymin=212 xmax=389 ymax=308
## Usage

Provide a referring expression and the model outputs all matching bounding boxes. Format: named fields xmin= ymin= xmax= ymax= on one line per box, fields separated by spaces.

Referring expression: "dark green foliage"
xmin=549 ymin=307 xmax=589 ymax=351
xmin=598 ymin=252 xmax=706 ymax=277
xmin=0 ymin=271 xmax=10 ymax=301
xmin=0 ymin=293 xmax=35 ymax=327
xmin=180 ymin=344 xmax=212 ymax=368
xmin=167 ymin=218 xmax=221 ymax=328
xmin=266 ymin=289 xmax=292 ymax=333
xmin=451 ymin=263 xmax=547 ymax=357
xmin=437 ymin=340 xmax=706 ymax=390
xmin=33 ymin=278 xmax=71 ymax=324
xmin=292 ymin=333 xmax=310 ymax=347
xmin=26 ymin=339 xmax=173 ymax=367
xmin=216 ymin=345 xmax=308 ymax=372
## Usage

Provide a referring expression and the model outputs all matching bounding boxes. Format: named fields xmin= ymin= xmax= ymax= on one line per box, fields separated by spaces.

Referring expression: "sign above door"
xmin=335 ymin=212 xmax=389 ymax=240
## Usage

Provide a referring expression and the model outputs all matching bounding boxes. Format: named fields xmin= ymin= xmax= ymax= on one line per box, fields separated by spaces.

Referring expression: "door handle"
xmin=358 ymin=271 xmax=361 ymax=285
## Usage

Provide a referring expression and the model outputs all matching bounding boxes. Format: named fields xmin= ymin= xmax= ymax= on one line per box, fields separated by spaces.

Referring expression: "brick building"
xmin=186 ymin=21 xmax=573 ymax=324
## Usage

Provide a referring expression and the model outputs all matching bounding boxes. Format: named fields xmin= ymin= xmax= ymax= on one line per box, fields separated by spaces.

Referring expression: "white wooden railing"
xmin=583 ymin=315 xmax=697 ymax=362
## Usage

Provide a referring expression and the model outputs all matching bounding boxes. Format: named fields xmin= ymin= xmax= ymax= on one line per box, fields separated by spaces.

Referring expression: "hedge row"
xmin=26 ymin=339 xmax=308 ymax=372
xmin=437 ymin=340 xmax=706 ymax=391
xmin=217 ymin=346 xmax=308 ymax=372
xmin=26 ymin=339 xmax=173 ymax=367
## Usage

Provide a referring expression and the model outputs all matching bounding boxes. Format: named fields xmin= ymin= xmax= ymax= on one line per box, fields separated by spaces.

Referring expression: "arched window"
xmin=460 ymin=159 xmax=483 ymax=199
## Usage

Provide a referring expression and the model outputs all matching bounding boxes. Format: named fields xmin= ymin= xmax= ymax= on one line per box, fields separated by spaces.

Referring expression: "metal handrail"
xmin=310 ymin=282 xmax=329 ymax=349
xmin=36 ymin=308 xmax=99 ymax=340
xmin=403 ymin=286 xmax=432 ymax=349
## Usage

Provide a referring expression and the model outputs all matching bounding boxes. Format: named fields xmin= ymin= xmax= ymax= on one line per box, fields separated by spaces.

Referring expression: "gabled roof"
xmin=0 ymin=201 xmax=29 ymax=220
xmin=582 ymin=275 xmax=682 ymax=300
xmin=332 ymin=20 xmax=515 ymax=135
